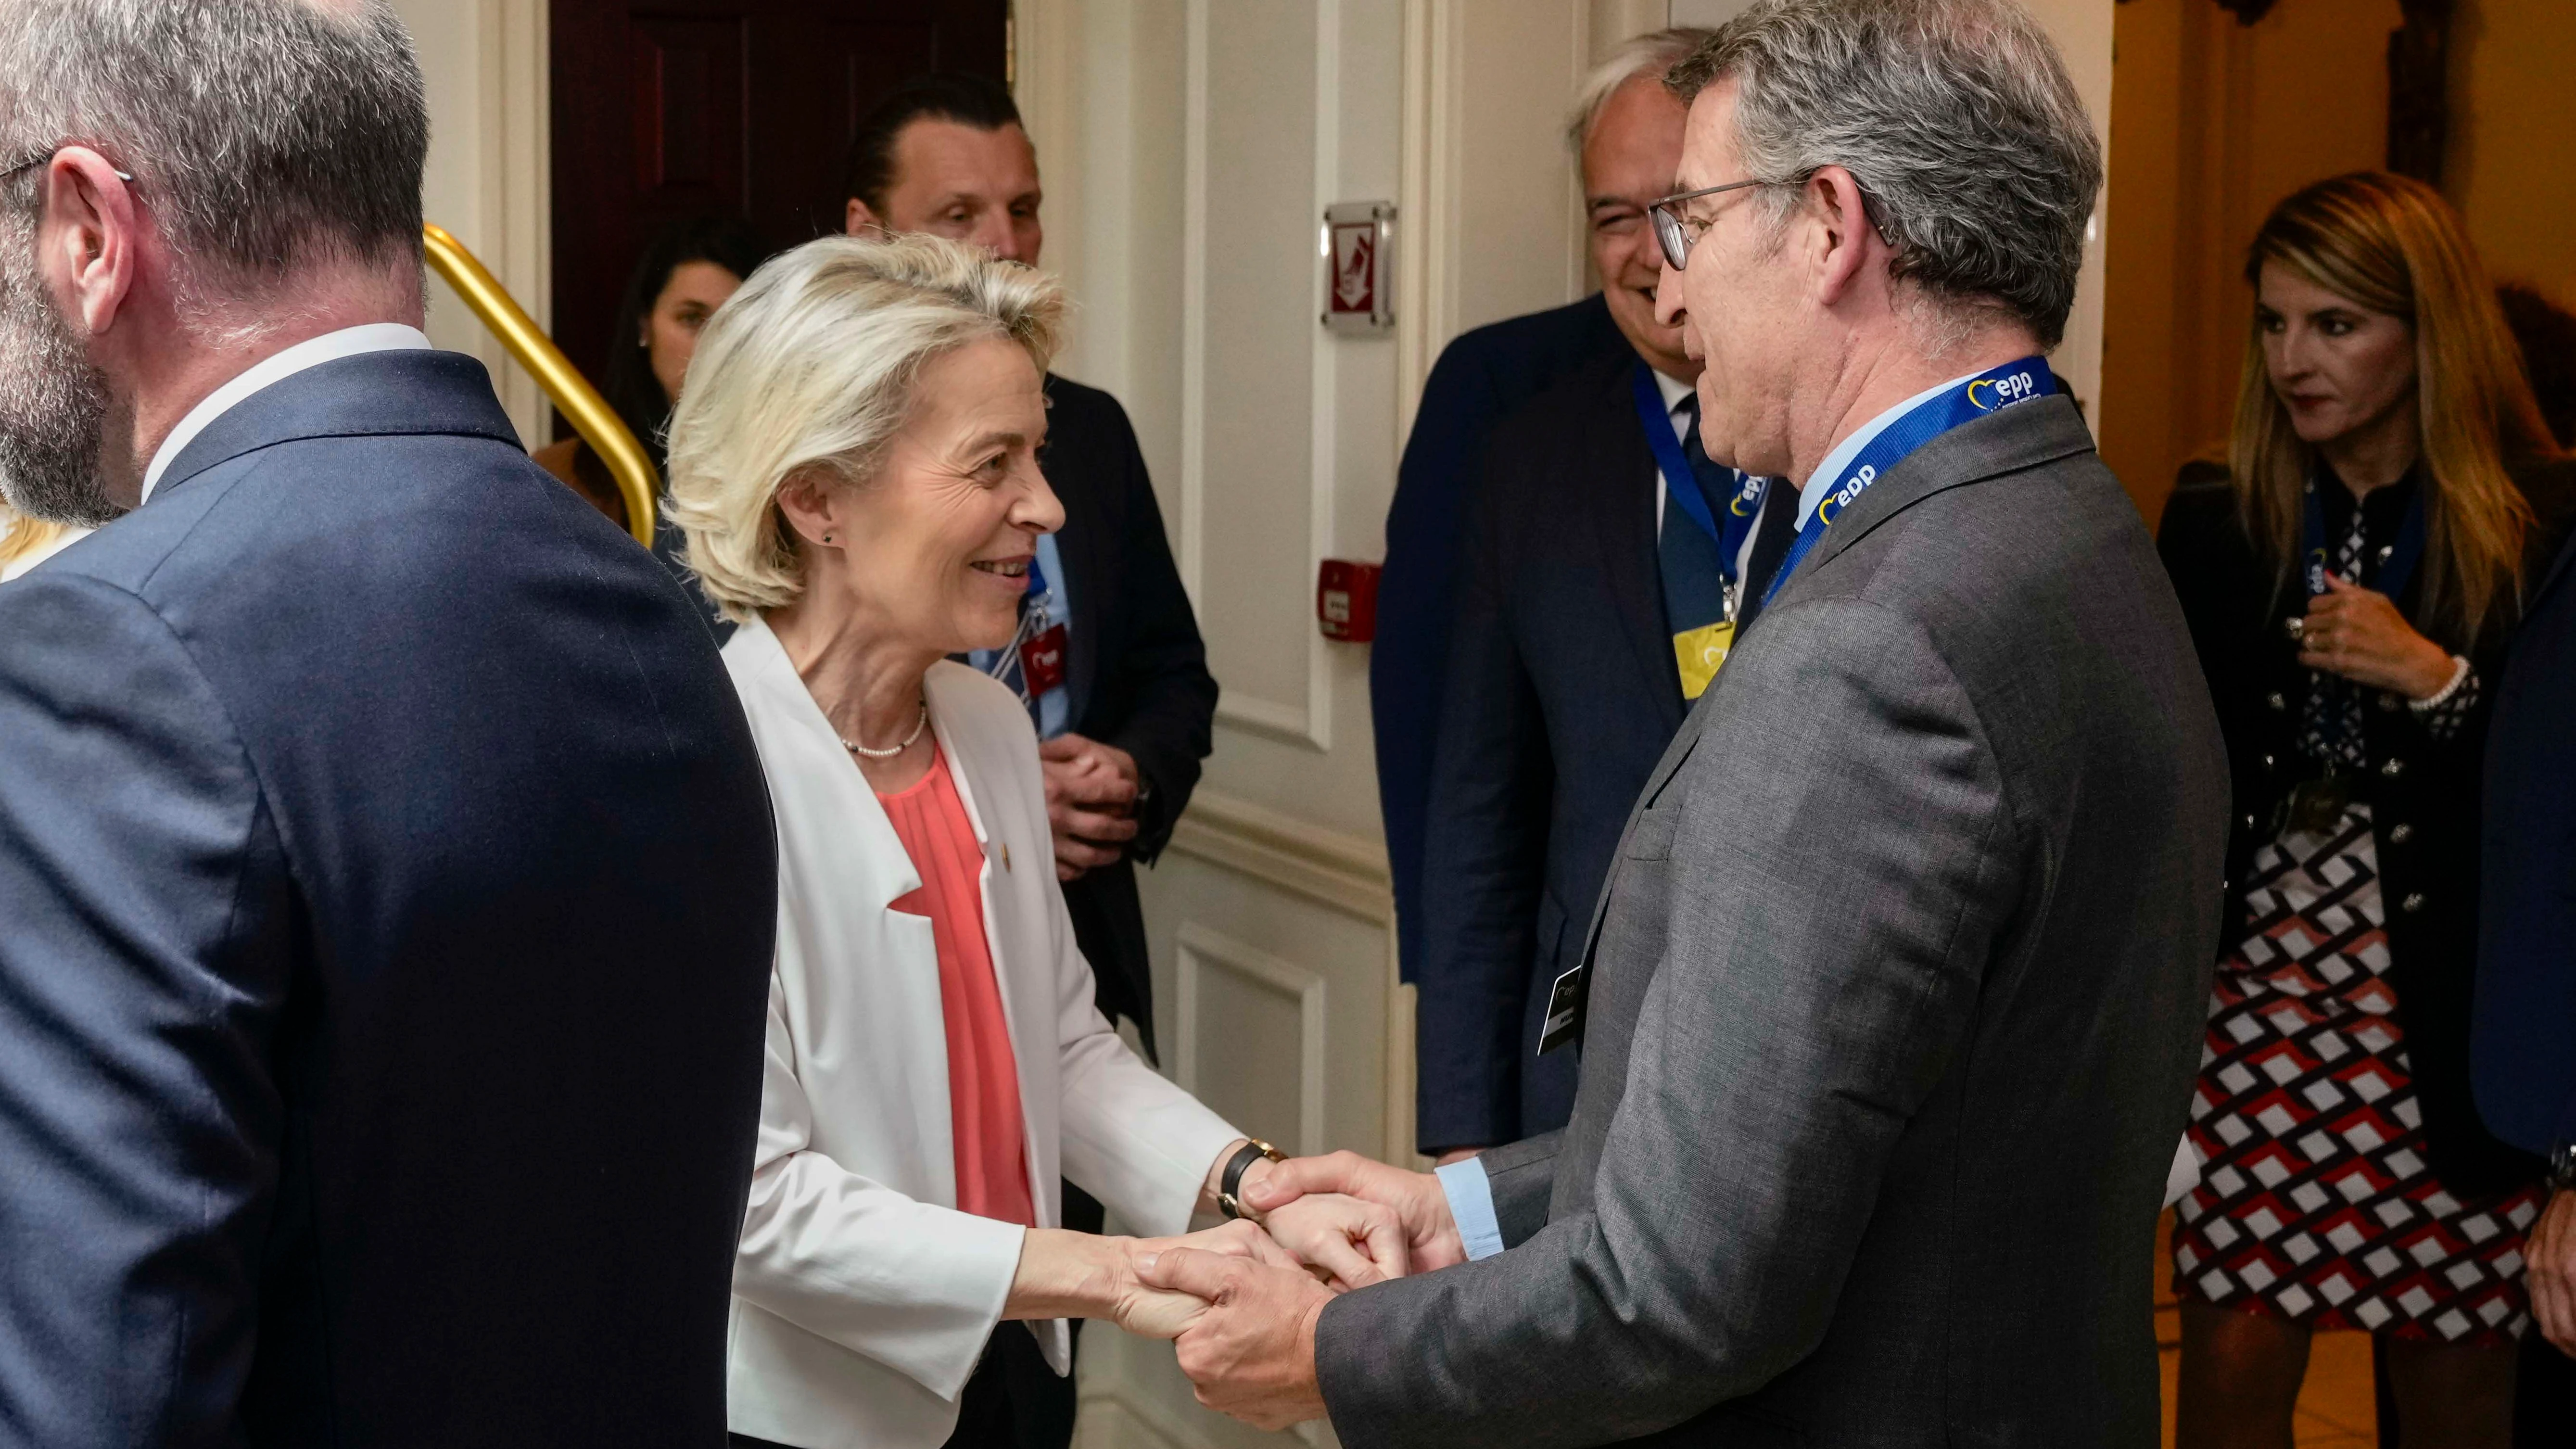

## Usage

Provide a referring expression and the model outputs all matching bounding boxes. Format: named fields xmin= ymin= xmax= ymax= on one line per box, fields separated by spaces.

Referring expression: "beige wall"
xmin=2099 ymin=0 xmax=2572 ymax=528
xmin=2449 ymin=0 xmax=2576 ymax=309
xmin=2099 ymin=0 xmax=2401 ymax=526
xmin=390 ymin=0 xmax=551 ymax=448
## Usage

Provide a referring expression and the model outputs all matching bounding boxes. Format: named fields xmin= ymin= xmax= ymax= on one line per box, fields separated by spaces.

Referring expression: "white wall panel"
xmin=1187 ymin=1 xmax=1327 ymax=747
xmin=392 ymin=0 xmax=551 ymax=447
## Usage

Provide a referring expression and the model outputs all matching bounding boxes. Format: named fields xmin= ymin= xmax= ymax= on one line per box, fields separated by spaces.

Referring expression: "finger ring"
xmin=2285 ymin=616 xmax=2307 ymax=642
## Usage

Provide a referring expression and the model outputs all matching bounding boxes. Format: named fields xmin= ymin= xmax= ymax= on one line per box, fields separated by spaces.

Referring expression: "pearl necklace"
xmin=843 ymin=700 xmax=929 ymax=760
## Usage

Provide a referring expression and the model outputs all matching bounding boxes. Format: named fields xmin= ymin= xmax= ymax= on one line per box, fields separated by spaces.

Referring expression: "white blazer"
xmin=721 ymin=617 xmax=1241 ymax=1449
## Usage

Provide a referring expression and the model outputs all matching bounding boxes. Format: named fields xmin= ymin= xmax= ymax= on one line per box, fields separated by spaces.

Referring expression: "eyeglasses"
xmin=1648 ymin=174 xmax=1900 ymax=271
xmin=0 ymin=149 xmax=135 ymax=189
xmin=1647 ymin=178 xmax=1770 ymax=271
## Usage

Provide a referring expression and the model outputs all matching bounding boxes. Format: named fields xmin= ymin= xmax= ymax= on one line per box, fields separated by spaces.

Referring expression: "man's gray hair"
xmin=0 ymin=0 xmax=428 ymax=285
xmin=1565 ymin=27 xmax=1715 ymax=152
xmin=1668 ymin=0 xmax=2101 ymax=348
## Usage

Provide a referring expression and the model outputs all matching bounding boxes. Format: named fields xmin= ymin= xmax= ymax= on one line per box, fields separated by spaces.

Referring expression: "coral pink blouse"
xmin=877 ymin=745 xmax=1037 ymax=1229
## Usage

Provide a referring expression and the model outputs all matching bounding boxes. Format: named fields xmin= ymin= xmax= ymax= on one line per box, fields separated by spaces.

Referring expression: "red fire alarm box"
xmin=1317 ymin=559 xmax=1382 ymax=643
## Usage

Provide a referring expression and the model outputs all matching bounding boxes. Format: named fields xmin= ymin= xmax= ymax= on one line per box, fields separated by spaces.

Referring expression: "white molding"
xmin=1297 ymin=0 xmax=1343 ymax=756
xmin=409 ymin=0 xmax=552 ymax=448
xmin=1392 ymin=0 xmax=1452 ymax=446
xmin=1011 ymin=0 xmax=1091 ymax=374
xmin=1173 ymin=924 xmax=1329 ymax=1158
xmin=1164 ymin=789 xmax=1392 ymax=924
xmin=1214 ymin=692 xmax=1328 ymax=748
xmin=1187 ymin=1 xmax=1336 ymax=753
xmin=1177 ymin=0 xmax=1211 ymax=606
xmin=490 ymin=0 xmax=551 ymax=444
xmin=1385 ymin=975 xmax=1419 ymax=1167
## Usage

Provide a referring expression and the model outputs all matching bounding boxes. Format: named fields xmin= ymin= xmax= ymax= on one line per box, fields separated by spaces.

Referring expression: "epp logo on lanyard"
xmin=1966 ymin=370 xmax=2041 ymax=411
xmin=1726 ymin=473 xmax=1765 ymax=518
xmin=1816 ymin=464 xmax=1877 ymax=527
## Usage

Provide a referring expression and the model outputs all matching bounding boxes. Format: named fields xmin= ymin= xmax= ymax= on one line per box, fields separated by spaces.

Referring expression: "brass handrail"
xmin=421 ymin=223 xmax=658 ymax=545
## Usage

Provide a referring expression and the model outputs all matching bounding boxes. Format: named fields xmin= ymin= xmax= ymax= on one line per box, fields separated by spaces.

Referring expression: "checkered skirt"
xmin=2171 ymin=803 xmax=2541 ymax=1346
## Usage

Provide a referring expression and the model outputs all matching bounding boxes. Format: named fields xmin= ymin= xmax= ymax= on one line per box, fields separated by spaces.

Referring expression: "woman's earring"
xmin=821 ymin=533 xmax=835 ymax=545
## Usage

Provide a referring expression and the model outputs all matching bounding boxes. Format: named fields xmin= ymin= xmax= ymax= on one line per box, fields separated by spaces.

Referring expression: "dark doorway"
xmin=549 ymin=0 xmax=1008 ymax=428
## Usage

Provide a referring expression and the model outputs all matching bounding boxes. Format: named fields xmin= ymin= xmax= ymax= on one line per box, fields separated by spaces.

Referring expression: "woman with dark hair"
xmin=536 ymin=214 xmax=770 ymax=531
xmin=2159 ymin=171 xmax=2576 ymax=1449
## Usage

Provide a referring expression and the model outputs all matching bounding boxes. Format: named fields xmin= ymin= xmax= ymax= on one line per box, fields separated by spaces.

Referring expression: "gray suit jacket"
xmin=1315 ymin=395 xmax=2228 ymax=1447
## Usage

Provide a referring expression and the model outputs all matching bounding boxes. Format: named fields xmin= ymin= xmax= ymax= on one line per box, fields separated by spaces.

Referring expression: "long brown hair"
xmin=2229 ymin=171 xmax=2558 ymax=647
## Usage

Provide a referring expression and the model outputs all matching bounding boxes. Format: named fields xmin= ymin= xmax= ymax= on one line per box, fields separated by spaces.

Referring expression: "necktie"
xmin=1659 ymin=398 xmax=1732 ymax=641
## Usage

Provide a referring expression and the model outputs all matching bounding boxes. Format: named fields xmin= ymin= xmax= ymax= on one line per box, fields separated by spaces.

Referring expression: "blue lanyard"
xmin=1631 ymin=364 xmax=1766 ymax=586
xmin=2301 ymin=478 xmax=2423 ymax=601
xmin=1025 ymin=548 xmax=1050 ymax=600
xmin=1761 ymin=356 xmax=2055 ymax=607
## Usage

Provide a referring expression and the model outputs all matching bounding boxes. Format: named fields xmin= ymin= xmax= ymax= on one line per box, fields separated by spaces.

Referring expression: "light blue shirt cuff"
xmin=1435 ymin=1157 xmax=1506 ymax=1261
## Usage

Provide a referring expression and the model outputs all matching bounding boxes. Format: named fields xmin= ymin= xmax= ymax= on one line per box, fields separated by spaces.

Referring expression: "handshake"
xmin=1035 ymin=1151 xmax=1468 ymax=1430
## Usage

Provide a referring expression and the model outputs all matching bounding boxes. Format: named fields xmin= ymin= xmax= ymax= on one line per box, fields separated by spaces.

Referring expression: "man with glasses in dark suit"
xmin=1402 ymin=27 xmax=1802 ymax=1173
xmin=1138 ymin=6 xmax=2228 ymax=1443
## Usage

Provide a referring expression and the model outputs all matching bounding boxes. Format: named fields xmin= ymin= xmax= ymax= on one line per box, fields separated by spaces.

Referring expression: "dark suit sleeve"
xmin=1086 ymin=400 xmax=1217 ymax=860
xmin=1316 ymin=597 xmax=2020 ymax=1449
xmin=1413 ymin=448 xmax=1551 ymax=1152
xmin=0 ymin=573 xmax=292 ymax=1447
xmin=1373 ymin=339 xmax=1507 ymax=981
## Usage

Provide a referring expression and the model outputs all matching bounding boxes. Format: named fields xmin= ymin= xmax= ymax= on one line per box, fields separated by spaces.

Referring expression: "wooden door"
xmin=549 ymin=0 xmax=1006 ymax=394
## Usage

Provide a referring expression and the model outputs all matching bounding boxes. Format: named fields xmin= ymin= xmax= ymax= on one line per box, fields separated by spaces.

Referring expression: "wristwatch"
xmin=2548 ymin=1140 xmax=2576 ymax=1194
xmin=1217 ymin=1138 xmax=1285 ymax=1220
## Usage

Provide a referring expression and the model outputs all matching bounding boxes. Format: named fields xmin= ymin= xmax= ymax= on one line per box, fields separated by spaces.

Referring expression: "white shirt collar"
xmin=1793 ymin=365 xmax=1991 ymax=529
xmin=139 ymin=323 xmax=433 ymax=506
xmin=1650 ymin=368 xmax=1695 ymax=418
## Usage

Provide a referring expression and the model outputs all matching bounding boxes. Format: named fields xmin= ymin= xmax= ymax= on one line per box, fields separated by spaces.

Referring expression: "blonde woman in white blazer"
xmin=664 ymin=233 xmax=1404 ymax=1449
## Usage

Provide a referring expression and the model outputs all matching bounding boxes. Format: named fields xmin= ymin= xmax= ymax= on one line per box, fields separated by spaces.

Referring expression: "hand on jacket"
xmin=2297 ymin=573 xmax=2458 ymax=699
xmin=1240 ymin=1150 xmax=1466 ymax=1272
xmin=1138 ymin=1243 xmax=1333 ymax=1430
xmin=1039 ymin=733 xmax=1141 ymax=880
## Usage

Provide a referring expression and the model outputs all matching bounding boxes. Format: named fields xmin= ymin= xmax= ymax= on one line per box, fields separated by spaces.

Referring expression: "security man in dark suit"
xmin=0 ymin=3 xmax=776 ymax=1444
xmin=1372 ymin=293 xmax=1630 ymax=986
xmin=841 ymin=73 xmax=1218 ymax=1445
xmin=2477 ymin=521 xmax=2576 ymax=1424
xmin=1406 ymin=29 xmax=1799 ymax=1161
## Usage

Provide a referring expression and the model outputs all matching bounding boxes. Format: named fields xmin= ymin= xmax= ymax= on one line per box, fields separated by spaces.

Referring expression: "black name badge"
xmin=1538 ymin=962 xmax=1588 ymax=1055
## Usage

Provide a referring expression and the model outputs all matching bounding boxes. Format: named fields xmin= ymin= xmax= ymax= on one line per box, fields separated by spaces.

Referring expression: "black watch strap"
xmin=1217 ymin=1138 xmax=1284 ymax=1220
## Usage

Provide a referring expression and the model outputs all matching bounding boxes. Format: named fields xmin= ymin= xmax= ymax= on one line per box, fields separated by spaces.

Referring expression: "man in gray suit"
xmin=1137 ymin=1 xmax=2229 ymax=1443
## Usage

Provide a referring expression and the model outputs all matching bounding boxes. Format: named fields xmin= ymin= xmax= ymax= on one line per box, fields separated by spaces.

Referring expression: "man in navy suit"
xmin=0 ymin=4 xmax=776 ymax=1444
xmin=1372 ymin=289 xmax=1628 ymax=1002
xmin=2477 ymin=522 xmax=2576 ymax=1422
xmin=1394 ymin=29 xmax=1800 ymax=1160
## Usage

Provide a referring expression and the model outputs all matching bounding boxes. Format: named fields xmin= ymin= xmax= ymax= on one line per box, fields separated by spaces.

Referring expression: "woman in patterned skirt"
xmin=2158 ymin=172 xmax=2576 ymax=1448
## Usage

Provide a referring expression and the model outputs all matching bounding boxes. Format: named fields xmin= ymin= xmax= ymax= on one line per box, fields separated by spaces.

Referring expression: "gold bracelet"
xmin=1216 ymin=1138 xmax=1285 ymax=1220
